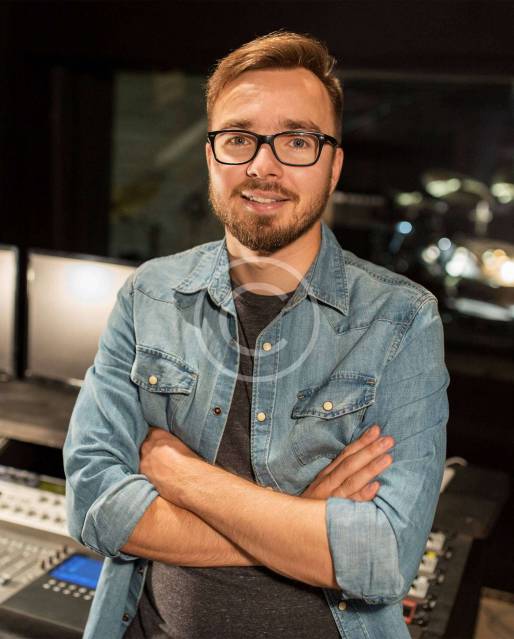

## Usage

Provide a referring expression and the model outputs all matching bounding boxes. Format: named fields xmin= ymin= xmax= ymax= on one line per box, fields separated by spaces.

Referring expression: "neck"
xmin=226 ymin=222 xmax=322 ymax=296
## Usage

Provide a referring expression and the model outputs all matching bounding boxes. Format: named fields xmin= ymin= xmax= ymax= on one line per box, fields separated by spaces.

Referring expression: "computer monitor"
xmin=0 ymin=245 xmax=18 ymax=379
xmin=26 ymin=251 xmax=136 ymax=386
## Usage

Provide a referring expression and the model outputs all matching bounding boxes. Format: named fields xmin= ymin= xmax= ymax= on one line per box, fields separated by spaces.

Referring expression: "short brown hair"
xmin=206 ymin=31 xmax=343 ymax=140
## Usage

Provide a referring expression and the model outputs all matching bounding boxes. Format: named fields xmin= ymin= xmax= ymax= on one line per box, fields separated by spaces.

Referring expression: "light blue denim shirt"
xmin=63 ymin=222 xmax=449 ymax=639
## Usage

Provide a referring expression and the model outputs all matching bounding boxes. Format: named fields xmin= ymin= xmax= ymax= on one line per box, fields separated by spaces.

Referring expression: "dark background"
xmin=1 ymin=0 xmax=513 ymax=593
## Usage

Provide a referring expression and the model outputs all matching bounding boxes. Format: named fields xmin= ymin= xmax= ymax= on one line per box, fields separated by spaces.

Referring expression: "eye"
xmin=225 ymin=135 xmax=249 ymax=146
xmin=288 ymin=136 xmax=313 ymax=150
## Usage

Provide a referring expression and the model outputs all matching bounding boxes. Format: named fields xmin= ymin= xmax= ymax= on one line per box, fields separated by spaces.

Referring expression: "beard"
xmin=208 ymin=176 xmax=332 ymax=254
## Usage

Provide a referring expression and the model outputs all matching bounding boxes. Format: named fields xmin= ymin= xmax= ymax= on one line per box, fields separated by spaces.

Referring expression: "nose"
xmin=246 ymin=142 xmax=283 ymax=179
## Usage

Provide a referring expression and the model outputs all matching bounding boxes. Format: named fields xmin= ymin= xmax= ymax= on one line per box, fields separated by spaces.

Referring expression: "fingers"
xmin=324 ymin=436 xmax=394 ymax=499
xmin=329 ymin=433 xmax=394 ymax=481
xmin=334 ymin=480 xmax=380 ymax=501
xmin=317 ymin=424 xmax=382 ymax=478
xmin=303 ymin=423 xmax=394 ymax=501
xmin=343 ymin=424 xmax=382 ymax=458
xmin=343 ymin=453 xmax=392 ymax=495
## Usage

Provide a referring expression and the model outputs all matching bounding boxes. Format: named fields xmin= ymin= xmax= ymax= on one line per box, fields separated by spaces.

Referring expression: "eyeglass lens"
xmin=214 ymin=132 xmax=320 ymax=165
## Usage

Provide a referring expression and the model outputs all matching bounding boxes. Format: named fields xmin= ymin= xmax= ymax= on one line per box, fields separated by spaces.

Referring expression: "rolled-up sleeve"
xmin=326 ymin=295 xmax=449 ymax=604
xmin=63 ymin=273 xmax=159 ymax=560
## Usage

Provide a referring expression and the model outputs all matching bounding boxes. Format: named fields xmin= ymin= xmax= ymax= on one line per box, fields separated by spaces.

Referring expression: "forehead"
xmin=211 ymin=68 xmax=335 ymax=134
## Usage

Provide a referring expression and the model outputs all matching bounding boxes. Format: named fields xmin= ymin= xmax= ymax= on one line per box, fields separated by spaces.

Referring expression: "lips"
xmin=239 ymin=190 xmax=290 ymax=215
xmin=241 ymin=190 xmax=289 ymax=204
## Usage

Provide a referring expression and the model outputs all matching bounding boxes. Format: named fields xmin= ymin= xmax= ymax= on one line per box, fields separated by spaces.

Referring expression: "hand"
xmin=301 ymin=424 xmax=394 ymax=502
xmin=139 ymin=427 xmax=203 ymax=501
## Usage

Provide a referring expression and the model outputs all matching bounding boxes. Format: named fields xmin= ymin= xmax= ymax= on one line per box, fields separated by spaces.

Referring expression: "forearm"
xmin=121 ymin=495 xmax=258 ymax=567
xmin=171 ymin=462 xmax=338 ymax=588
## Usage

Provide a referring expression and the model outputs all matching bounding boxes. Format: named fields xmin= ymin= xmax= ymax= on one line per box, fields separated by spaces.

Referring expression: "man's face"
xmin=206 ymin=68 xmax=344 ymax=253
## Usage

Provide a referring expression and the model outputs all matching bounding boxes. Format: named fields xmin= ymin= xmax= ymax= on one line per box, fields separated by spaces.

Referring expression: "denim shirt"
xmin=63 ymin=222 xmax=449 ymax=639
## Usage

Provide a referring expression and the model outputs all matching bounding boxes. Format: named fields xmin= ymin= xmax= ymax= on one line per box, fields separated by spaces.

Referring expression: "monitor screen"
xmin=26 ymin=252 xmax=136 ymax=385
xmin=0 ymin=245 xmax=18 ymax=378
xmin=49 ymin=554 xmax=103 ymax=589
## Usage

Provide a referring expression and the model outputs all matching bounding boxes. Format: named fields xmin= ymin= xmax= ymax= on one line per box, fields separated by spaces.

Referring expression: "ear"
xmin=329 ymin=146 xmax=344 ymax=194
xmin=205 ymin=141 xmax=213 ymax=169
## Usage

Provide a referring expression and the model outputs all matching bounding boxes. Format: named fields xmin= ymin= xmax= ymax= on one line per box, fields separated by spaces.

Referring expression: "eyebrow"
xmin=218 ymin=119 xmax=253 ymax=130
xmin=281 ymin=119 xmax=322 ymax=133
xmin=217 ymin=118 xmax=323 ymax=133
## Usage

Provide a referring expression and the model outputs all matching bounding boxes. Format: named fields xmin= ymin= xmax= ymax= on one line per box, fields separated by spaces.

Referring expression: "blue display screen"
xmin=49 ymin=554 xmax=103 ymax=589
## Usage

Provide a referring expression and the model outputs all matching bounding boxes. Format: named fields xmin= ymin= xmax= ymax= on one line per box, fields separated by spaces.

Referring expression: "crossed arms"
xmin=63 ymin=275 xmax=449 ymax=604
xmin=121 ymin=424 xmax=394 ymax=588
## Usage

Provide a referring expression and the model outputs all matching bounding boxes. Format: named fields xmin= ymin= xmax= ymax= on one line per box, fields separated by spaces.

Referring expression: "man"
xmin=63 ymin=31 xmax=449 ymax=639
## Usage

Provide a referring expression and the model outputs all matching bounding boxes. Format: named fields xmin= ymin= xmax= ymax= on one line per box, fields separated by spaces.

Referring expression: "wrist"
xmin=160 ymin=455 xmax=211 ymax=507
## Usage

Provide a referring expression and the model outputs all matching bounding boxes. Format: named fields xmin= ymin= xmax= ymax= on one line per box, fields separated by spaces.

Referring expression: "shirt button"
xmin=213 ymin=406 xmax=222 ymax=415
xmin=256 ymin=411 xmax=266 ymax=422
xmin=338 ymin=601 xmax=347 ymax=611
xmin=322 ymin=400 xmax=333 ymax=411
xmin=262 ymin=342 xmax=272 ymax=352
xmin=122 ymin=612 xmax=130 ymax=622
xmin=148 ymin=375 xmax=158 ymax=385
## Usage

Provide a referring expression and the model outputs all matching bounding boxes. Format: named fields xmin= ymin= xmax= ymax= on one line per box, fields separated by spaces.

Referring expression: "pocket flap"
xmin=130 ymin=346 xmax=198 ymax=394
xmin=292 ymin=372 xmax=376 ymax=419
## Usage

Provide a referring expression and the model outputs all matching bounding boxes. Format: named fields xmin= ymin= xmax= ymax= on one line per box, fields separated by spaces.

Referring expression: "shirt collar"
xmin=304 ymin=222 xmax=349 ymax=315
xmin=175 ymin=221 xmax=349 ymax=316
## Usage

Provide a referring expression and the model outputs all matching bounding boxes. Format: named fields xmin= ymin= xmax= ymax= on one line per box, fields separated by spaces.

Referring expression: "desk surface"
xmin=0 ymin=381 xmax=79 ymax=449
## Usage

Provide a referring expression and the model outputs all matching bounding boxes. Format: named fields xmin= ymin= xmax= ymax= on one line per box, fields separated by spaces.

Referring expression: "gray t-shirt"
xmin=124 ymin=284 xmax=339 ymax=638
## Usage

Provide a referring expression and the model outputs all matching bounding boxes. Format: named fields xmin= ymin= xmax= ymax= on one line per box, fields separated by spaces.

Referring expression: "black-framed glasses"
xmin=207 ymin=129 xmax=340 ymax=167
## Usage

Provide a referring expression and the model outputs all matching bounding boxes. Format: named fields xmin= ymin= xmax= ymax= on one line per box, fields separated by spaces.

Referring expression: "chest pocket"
xmin=290 ymin=372 xmax=376 ymax=466
xmin=130 ymin=346 xmax=198 ymax=430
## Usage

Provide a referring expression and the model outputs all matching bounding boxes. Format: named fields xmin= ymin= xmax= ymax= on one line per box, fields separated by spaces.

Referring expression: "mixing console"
xmin=0 ymin=469 xmax=67 ymax=537
xmin=0 ymin=464 xmax=102 ymax=638
xmin=0 ymin=461 xmax=499 ymax=639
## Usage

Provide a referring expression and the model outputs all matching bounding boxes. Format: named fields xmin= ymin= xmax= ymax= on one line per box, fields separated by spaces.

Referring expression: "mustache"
xmin=233 ymin=180 xmax=298 ymax=202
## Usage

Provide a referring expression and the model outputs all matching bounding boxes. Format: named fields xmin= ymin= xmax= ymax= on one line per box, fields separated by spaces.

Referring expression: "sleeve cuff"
xmin=82 ymin=473 xmax=159 ymax=560
xmin=326 ymin=497 xmax=404 ymax=604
